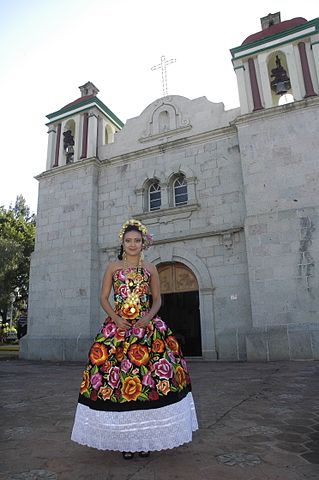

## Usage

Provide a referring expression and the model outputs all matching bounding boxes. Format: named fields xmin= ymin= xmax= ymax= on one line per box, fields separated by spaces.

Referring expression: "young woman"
xmin=71 ymin=219 xmax=198 ymax=458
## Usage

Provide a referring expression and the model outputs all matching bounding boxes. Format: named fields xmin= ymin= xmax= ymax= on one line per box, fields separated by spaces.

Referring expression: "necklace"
xmin=121 ymin=254 xmax=143 ymax=320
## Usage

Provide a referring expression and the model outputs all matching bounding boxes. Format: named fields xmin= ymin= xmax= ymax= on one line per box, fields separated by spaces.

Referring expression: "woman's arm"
xmin=135 ymin=263 xmax=162 ymax=329
xmin=100 ymin=263 xmax=131 ymax=330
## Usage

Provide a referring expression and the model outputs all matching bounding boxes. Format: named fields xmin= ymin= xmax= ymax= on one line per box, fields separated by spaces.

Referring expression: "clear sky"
xmin=0 ymin=0 xmax=318 ymax=214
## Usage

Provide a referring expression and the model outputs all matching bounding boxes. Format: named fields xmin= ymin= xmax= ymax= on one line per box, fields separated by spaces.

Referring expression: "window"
xmin=174 ymin=176 xmax=188 ymax=206
xmin=149 ymin=182 xmax=161 ymax=211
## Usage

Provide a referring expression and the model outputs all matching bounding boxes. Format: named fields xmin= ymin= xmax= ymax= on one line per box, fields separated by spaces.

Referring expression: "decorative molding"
xmin=101 ymin=225 xmax=244 ymax=253
xmin=233 ymin=95 xmax=319 ymax=126
xmin=133 ymin=203 xmax=200 ymax=221
xmin=35 ymin=157 xmax=101 ymax=181
xmin=139 ymin=124 xmax=192 ymax=143
xmin=102 ymin=125 xmax=237 ymax=167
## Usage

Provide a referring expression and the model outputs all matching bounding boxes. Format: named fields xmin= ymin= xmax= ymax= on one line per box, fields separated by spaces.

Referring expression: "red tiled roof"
xmin=62 ymin=94 xmax=95 ymax=109
xmin=242 ymin=17 xmax=307 ymax=45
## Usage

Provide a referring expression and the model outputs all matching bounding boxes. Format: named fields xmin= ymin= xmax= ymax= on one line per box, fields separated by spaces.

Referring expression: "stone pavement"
xmin=1 ymin=358 xmax=319 ymax=480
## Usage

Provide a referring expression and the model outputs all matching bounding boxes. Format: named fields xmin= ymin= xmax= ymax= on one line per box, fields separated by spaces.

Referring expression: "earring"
xmin=140 ymin=250 xmax=144 ymax=261
xmin=123 ymin=250 xmax=127 ymax=261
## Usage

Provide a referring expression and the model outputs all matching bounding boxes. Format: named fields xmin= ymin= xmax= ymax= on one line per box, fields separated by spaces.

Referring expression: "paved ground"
xmin=1 ymin=357 xmax=319 ymax=480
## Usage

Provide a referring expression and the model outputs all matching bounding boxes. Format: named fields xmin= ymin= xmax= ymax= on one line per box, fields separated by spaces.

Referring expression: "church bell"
xmin=270 ymin=55 xmax=291 ymax=95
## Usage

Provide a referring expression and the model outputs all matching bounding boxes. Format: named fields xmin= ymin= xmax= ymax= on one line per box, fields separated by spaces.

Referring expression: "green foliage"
xmin=0 ymin=195 xmax=36 ymax=321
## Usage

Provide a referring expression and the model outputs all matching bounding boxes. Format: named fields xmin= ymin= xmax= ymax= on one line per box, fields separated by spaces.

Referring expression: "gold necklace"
xmin=121 ymin=254 xmax=143 ymax=319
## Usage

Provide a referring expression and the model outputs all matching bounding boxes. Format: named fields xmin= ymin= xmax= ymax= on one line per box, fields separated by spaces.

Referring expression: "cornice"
xmin=101 ymin=225 xmax=244 ymax=253
xmin=233 ymin=96 xmax=319 ymax=126
xmin=101 ymin=125 xmax=237 ymax=166
xmin=35 ymin=157 xmax=101 ymax=181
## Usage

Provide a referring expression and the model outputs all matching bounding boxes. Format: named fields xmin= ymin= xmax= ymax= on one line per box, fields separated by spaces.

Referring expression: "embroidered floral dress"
xmin=71 ymin=267 xmax=198 ymax=452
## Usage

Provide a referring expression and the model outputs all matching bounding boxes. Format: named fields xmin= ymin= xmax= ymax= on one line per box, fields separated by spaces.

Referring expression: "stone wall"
xmin=20 ymin=160 xmax=100 ymax=360
xmin=237 ymin=98 xmax=319 ymax=360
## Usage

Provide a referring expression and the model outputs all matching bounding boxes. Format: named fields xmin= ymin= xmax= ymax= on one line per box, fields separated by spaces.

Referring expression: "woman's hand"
xmin=134 ymin=317 xmax=151 ymax=329
xmin=113 ymin=315 xmax=131 ymax=330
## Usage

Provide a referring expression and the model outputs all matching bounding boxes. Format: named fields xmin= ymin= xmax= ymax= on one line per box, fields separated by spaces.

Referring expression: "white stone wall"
xmin=20 ymin=160 xmax=101 ymax=360
xmin=23 ymin=94 xmax=319 ymax=362
xmin=237 ymin=97 xmax=319 ymax=360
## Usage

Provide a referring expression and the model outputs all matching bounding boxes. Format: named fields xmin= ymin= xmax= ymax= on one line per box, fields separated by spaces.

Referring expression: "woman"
xmin=71 ymin=219 xmax=198 ymax=458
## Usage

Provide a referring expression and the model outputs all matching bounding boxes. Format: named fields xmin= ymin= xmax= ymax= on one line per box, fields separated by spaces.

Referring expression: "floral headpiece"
xmin=118 ymin=219 xmax=153 ymax=249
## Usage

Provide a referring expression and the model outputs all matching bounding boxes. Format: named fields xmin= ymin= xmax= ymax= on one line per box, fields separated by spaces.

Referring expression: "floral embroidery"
xmin=79 ymin=267 xmax=191 ymax=404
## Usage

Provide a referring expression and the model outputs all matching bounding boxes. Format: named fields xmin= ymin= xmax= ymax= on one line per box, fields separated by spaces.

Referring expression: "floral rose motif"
xmin=89 ymin=343 xmax=108 ymax=366
xmin=132 ymin=326 xmax=145 ymax=339
xmin=120 ymin=359 xmax=132 ymax=373
xmin=114 ymin=329 xmax=126 ymax=341
xmin=181 ymin=358 xmax=188 ymax=372
xmin=115 ymin=347 xmax=124 ymax=361
xmin=99 ymin=386 xmax=113 ymax=400
xmin=80 ymin=370 xmax=90 ymax=394
xmin=157 ymin=379 xmax=170 ymax=395
xmin=142 ymin=371 xmax=155 ymax=388
xmin=121 ymin=376 xmax=142 ymax=401
xmin=118 ymin=284 xmax=128 ymax=299
xmin=121 ymin=302 xmax=140 ymax=320
xmin=128 ymin=344 xmax=150 ymax=366
xmin=153 ymin=317 xmax=167 ymax=333
xmin=168 ymin=351 xmax=177 ymax=363
xmin=108 ymin=366 xmax=120 ymax=389
xmin=154 ymin=358 xmax=173 ymax=379
xmin=100 ymin=360 xmax=111 ymax=373
xmin=166 ymin=336 xmax=180 ymax=355
xmin=151 ymin=338 xmax=165 ymax=353
xmin=117 ymin=270 xmax=126 ymax=282
xmin=175 ymin=365 xmax=186 ymax=388
xmin=101 ymin=322 xmax=117 ymax=338
xmin=90 ymin=390 xmax=98 ymax=401
xmin=91 ymin=372 xmax=103 ymax=390
xmin=148 ymin=390 xmax=159 ymax=401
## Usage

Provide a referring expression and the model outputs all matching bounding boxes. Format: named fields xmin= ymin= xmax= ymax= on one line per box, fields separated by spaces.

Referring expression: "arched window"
xmin=149 ymin=182 xmax=161 ymax=211
xmin=174 ymin=176 xmax=188 ymax=206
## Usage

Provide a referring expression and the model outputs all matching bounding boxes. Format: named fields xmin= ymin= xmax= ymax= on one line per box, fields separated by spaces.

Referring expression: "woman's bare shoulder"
xmin=143 ymin=262 xmax=157 ymax=275
xmin=105 ymin=261 xmax=123 ymax=274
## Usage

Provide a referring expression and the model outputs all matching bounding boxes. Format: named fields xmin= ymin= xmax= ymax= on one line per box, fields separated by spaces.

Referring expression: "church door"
xmin=157 ymin=262 xmax=202 ymax=357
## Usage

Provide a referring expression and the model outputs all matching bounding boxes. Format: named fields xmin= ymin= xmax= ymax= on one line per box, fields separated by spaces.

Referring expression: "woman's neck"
xmin=123 ymin=254 xmax=141 ymax=267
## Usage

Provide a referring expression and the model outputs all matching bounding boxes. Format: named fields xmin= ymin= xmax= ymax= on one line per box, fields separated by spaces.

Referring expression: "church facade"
xmin=21 ymin=13 xmax=319 ymax=361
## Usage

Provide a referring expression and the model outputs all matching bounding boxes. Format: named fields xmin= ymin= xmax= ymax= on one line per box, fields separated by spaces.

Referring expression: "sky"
xmin=0 ymin=0 xmax=318 ymax=214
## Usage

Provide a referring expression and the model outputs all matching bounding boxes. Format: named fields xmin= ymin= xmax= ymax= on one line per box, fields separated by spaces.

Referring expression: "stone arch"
xmin=147 ymin=246 xmax=217 ymax=360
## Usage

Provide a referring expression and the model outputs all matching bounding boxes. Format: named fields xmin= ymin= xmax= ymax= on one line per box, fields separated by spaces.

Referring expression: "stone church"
xmin=21 ymin=13 xmax=319 ymax=362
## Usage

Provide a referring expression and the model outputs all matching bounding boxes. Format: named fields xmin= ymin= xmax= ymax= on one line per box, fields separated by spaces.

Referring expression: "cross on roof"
xmin=151 ymin=55 xmax=176 ymax=97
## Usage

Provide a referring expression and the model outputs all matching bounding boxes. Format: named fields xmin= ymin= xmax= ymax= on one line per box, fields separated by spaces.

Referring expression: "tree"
xmin=0 ymin=196 xmax=36 ymax=322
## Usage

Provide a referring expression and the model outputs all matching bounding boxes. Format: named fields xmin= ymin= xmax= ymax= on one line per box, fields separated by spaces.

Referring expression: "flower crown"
xmin=118 ymin=219 xmax=153 ymax=249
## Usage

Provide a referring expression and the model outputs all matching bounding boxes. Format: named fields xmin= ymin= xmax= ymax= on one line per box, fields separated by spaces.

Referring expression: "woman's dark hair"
xmin=118 ymin=225 xmax=144 ymax=260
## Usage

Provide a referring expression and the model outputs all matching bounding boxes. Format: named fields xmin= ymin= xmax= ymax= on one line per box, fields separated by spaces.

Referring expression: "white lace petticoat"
xmin=71 ymin=392 xmax=198 ymax=452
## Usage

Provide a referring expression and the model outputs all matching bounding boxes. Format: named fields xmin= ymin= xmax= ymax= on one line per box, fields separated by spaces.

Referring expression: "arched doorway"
xmin=157 ymin=262 xmax=202 ymax=357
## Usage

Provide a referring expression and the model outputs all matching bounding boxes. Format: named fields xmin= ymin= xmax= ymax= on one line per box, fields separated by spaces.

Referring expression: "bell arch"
xmin=63 ymin=119 xmax=76 ymax=164
xmin=267 ymin=50 xmax=293 ymax=106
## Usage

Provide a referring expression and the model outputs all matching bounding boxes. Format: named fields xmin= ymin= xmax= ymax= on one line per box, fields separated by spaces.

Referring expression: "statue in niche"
xmin=159 ymin=110 xmax=170 ymax=133
xmin=63 ymin=130 xmax=75 ymax=164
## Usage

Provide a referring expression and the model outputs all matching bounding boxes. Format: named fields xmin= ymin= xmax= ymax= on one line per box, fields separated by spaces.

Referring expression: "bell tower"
xmin=231 ymin=13 xmax=319 ymax=114
xmin=45 ymin=81 xmax=123 ymax=170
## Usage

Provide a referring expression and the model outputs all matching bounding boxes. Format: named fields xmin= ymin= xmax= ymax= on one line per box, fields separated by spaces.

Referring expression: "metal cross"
xmin=151 ymin=55 xmax=176 ymax=97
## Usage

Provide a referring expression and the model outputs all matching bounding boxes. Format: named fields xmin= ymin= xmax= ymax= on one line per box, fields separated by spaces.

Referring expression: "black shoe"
xmin=122 ymin=452 xmax=134 ymax=460
xmin=138 ymin=451 xmax=150 ymax=458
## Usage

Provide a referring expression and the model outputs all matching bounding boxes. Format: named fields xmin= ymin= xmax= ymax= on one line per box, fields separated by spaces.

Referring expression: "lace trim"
xmin=71 ymin=392 xmax=198 ymax=452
